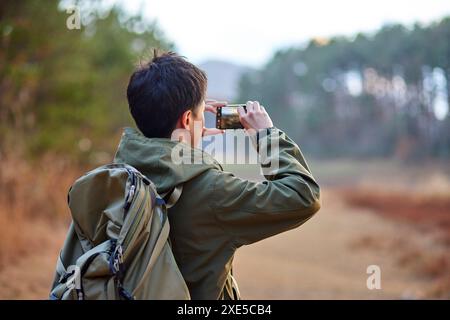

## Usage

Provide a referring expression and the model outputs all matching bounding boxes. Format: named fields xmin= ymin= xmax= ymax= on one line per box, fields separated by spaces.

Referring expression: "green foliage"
xmin=237 ymin=17 xmax=450 ymax=160
xmin=0 ymin=0 xmax=173 ymax=162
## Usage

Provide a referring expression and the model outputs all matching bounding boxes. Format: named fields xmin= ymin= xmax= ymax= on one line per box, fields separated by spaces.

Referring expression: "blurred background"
xmin=0 ymin=0 xmax=449 ymax=299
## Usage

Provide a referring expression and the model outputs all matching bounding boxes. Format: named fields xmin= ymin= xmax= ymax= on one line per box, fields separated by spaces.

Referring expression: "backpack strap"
xmin=161 ymin=185 xmax=183 ymax=209
xmin=132 ymin=217 xmax=170 ymax=296
xmin=56 ymin=254 xmax=67 ymax=279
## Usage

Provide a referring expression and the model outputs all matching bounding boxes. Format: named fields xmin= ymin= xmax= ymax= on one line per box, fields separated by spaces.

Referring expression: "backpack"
xmin=49 ymin=163 xmax=190 ymax=300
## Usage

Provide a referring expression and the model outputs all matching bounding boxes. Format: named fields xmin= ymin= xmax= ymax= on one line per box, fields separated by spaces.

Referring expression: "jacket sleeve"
xmin=210 ymin=127 xmax=321 ymax=247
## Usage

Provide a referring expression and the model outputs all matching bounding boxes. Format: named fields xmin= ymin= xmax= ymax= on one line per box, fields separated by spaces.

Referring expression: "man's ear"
xmin=179 ymin=109 xmax=191 ymax=129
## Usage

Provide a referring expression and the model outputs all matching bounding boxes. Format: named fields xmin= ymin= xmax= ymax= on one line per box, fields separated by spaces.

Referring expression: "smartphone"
xmin=216 ymin=104 xmax=247 ymax=129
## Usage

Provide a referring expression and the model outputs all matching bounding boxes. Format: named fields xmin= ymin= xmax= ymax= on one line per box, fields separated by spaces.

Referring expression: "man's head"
xmin=127 ymin=50 xmax=207 ymax=146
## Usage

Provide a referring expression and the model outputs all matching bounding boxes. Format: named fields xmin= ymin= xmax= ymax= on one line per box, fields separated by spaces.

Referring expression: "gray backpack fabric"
xmin=49 ymin=163 xmax=190 ymax=300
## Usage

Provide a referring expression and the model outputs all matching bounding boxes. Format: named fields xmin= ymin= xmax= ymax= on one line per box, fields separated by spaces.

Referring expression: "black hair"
xmin=127 ymin=50 xmax=207 ymax=138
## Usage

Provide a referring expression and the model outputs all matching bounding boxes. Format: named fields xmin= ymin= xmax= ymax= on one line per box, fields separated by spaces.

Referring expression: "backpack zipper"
xmin=122 ymin=182 xmax=149 ymax=252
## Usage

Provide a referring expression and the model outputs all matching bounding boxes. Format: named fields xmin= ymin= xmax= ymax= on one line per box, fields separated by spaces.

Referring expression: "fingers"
xmin=206 ymin=100 xmax=227 ymax=107
xmin=205 ymin=98 xmax=220 ymax=104
xmin=202 ymin=127 xmax=225 ymax=136
xmin=205 ymin=99 xmax=228 ymax=114
xmin=246 ymin=101 xmax=261 ymax=113
xmin=205 ymin=105 xmax=218 ymax=114
xmin=239 ymin=101 xmax=273 ymax=130
xmin=261 ymin=105 xmax=267 ymax=114
xmin=246 ymin=101 xmax=254 ymax=112
xmin=237 ymin=106 xmax=250 ymax=129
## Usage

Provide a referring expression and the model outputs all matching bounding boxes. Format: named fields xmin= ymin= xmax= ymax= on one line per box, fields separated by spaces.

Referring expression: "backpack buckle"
xmin=109 ymin=242 xmax=124 ymax=276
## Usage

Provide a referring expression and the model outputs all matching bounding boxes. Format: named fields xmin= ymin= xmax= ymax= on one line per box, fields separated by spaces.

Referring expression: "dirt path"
xmin=233 ymin=189 xmax=438 ymax=299
xmin=0 ymin=189 xmax=438 ymax=299
xmin=0 ymin=221 xmax=68 ymax=300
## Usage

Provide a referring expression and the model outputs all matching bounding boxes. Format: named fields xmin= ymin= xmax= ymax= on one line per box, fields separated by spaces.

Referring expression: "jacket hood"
xmin=113 ymin=127 xmax=222 ymax=194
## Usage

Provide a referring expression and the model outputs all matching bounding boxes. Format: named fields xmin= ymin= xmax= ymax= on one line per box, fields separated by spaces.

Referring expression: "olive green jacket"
xmin=113 ymin=127 xmax=321 ymax=300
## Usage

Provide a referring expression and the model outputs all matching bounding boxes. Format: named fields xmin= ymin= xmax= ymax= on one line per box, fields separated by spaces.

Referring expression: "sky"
xmin=117 ymin=0 xmax=450 ymax=68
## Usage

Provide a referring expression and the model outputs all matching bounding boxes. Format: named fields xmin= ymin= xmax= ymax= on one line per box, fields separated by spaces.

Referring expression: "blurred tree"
xmin=0 ymin=0 xmax=173 ymax=162
xmin=237 ymin=17 xmax=450 ymax=160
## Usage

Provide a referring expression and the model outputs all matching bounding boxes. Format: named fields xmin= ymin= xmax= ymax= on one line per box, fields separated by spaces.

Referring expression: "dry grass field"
xmin=0 ymin=157 xmax=449 ymax=299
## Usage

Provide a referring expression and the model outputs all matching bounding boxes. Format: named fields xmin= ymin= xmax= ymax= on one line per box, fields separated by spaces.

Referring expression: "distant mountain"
xmin=199 ymin=60 xmax=253 ymax=101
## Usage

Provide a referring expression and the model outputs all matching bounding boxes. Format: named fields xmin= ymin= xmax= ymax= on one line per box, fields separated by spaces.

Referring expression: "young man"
xmin=113 ymin=51 xmax=321 ymax=300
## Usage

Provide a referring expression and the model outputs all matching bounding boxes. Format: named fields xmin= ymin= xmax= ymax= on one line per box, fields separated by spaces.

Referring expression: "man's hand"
xmin=237 ymin=101 xmax=274 ymax=130
xmin=203 ymin=98 xmax=227 ymax=136
xmin=205 ymin=99 xmax=227 ymax=114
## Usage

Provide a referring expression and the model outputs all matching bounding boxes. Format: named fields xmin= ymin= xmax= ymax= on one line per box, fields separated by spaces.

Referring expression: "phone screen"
xmin=216 ymin=105 xmax=246 ymax=129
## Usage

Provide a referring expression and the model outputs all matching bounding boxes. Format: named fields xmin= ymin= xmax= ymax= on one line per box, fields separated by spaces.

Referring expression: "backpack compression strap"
xmin=161 ymin=185 xmax=183 ymax=209
xmin=132 ymin=216 xmax=171 ymax=296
